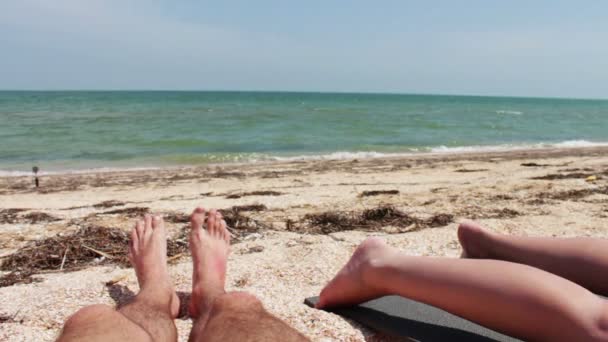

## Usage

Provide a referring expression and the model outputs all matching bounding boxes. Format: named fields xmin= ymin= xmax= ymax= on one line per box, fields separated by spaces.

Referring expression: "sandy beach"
xmin=1 ymin=147 xmax=608 ymax=341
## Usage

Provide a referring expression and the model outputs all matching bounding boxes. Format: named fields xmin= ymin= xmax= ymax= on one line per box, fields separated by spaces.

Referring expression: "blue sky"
xmin=1 ymin=0 xmax=607 ymax=98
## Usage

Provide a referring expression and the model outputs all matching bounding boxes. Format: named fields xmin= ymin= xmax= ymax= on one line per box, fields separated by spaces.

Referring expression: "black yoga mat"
xmin=305 ymin=296 xmax=522 ymax=342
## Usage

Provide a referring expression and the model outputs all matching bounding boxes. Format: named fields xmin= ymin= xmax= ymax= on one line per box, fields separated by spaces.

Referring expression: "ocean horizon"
xmin=1 ymin=91 xmax=607 ymax=175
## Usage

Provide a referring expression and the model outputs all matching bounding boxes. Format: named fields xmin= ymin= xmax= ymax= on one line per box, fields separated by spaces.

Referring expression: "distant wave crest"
xmin=496 ymin=110 xmax=523 ymax=115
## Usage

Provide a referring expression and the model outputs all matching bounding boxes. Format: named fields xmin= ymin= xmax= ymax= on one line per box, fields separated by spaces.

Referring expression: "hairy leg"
xmin=57 ymin=215 xmax=179 ymax=342
xmin=317 ymin=238 xmax=608 ymax=342
xmin=187 ymin=207 xmax=308 ymax=342
xmin=459 ymin=221 xmax=608 ymax=295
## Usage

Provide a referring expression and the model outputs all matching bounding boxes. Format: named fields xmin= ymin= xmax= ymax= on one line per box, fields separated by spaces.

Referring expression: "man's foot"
xmin=188 ymin=207 xmax=231 ymax=318
xmin=317 ymin=237 xmax=394 ymax=309
xmin=128 ymin=215 xmax=179 ymax=317
xmin=457 ymin=221 xmax=494 ymax=259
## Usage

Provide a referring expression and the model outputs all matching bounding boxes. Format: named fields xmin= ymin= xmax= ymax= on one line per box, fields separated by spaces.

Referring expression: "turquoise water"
xmin=1 ymin=91 xmax=607 ymax=174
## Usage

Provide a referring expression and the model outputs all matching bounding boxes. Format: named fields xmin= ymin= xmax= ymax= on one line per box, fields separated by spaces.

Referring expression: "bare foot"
xmin=128 ymin=214 xmax=179 ymax=317
xmin=457 ymin=221 xmax=494 ymax=259
xmin=188 ymin=207 xmax=231 ymax=318
xmin=317 ymin=237 xmax=394 ymax=309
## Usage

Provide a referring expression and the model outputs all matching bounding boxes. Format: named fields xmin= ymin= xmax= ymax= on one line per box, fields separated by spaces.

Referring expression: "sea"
xmin=1 ymin=91 xmax=607 ymax=175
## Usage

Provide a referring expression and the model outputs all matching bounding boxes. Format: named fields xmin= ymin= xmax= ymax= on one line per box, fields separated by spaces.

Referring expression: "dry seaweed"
xmin=0 ymin=225 xmax=190 ymax=287
xmin=1 ymin=226 xmax=131 ymax=274
xmin=425 ymin=213 xmax=454 ymax=227
xmin=21 ymin=212 xmax=61 ymax=224
xmin=531 ymin=172 xmax=597 ymax=180
xmin=164 ymin=212 xmax=190 ymax=224
xmin=209 ymin=170 xmax=246 ymax=179
xmin=540 ymin=186 xmax=608 ymax=201
xmin=521 ymin=162 xmax=550 ymax=167
xmin=231 ymin=204 xmax=267 ymax=212
xmin=492 ymin=194 xmax=515 ymax=201
xmin=225 ymin=191 xmax=283 ymax=199
xmin=459 ymin=207 xmax=522 ymax=219
xmin=295 ymin=205 xmax=453 ymax=234
xmin=102 ymin=207 xmax=150 ymax=217
xmin=220 ymin=208 xmax=272 ymax=240
xmin=0 ymin=271 xmax=41 ymax=287
xmin=359 ymin=190 xmax=399 ymax=197
xmin=0 ymin=209 xmax=28 ymax=224
xmin=93 ymin=200 xmax=126 ymax=209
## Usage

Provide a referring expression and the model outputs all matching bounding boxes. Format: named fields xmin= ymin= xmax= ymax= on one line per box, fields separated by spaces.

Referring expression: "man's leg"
xmin=187 ymin=207 xmax=308 ymax=342
xmin=58 ymin=215 xmax=179 ymax=342
xmin=317 ymin=237 xmax=608 ymax=342
xmin=459 ymin=221 xmax=608 ymax=294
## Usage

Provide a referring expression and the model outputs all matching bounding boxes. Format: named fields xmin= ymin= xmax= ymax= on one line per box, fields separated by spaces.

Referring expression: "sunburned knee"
xmin=63 ymin=304 xmax=115 ymax=330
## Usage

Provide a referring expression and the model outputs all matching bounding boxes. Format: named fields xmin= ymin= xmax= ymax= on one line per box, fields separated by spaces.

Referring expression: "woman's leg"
xmin=317 ymin=238 xmax=608 ymax=342
xmin=459 ymin=221 xmax=608 ymax=295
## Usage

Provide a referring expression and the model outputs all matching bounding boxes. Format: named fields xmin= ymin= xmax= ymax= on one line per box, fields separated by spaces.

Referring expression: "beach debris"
xmin=242 ymin=245 xmax=265 ymax=254
xmin=491 ymin=194 xmax=515 ymax=201
xmin=231 ymin=204 xmax=267 ymax=212
xmin=21 ymin=211 xmax=61 ymax=224
xmin=101 ymin=207 xmax=150 ymax=217
xmin=0 ymin=209 xmax=28 ymax=224
xmin=0 ymin=225 xmax=191 ymax=287
xmin=586 ymin=175 xmax=598 ymax=182
xmin=93 ymin=200 xmax=126 ymax=209
xmin=220 ymin=208 xmax=272 ymax=240
xmin=521 ymin=162 xmax=550 ymax=167
xmin=1 ymin=226 xmax=131 ymax=274
xmin=225 ymin=191 xmax=283 ymax=199
xmin=0 ymin=209 xmax=59 ymax=224
xmin=0 ymin=271 xmax=41 ymax=287
xmin=234 ymin=275 xmax=250 ymax=287
xmin=359 ymin=190 xmax=399 ymax=197
xmin=210 ymin=170 xmax=246 ymax=179
xmin=539 ymin=186 xmax=608 ymax=201
xmin=294 ymin=205 xmax=454 ymax=234
xmin=164 ymin=212 xmax=190 ymax=223
xmin=458 ymin=207 xmax=522 ymax=219
xmin=531 ymin=172 xmax=600 ymax=180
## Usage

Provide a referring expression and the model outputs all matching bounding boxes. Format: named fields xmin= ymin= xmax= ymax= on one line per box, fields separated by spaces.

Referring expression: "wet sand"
xmin=1 ymin=147 xmax=608 ymax=341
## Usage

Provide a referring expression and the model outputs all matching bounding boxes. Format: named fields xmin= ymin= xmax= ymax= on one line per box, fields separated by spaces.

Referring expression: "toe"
xmin=135 ymin=220 xmax=145 ymax=240
xmin=130 ymin=228 xmax=139 ymax=255
xmin=143 ymin=214 xmax=153 ymax=240
xmin=190 ymin=207 xmax=206 ymax=231
xmin=207 ymin=209 xmax=217 ymax=236
xmin=152 ymin=215 xmax=164 ymax=231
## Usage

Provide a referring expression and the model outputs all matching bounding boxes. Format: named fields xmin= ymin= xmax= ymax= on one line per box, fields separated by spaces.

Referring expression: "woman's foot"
xmin=458 ymin=221 xmax=495 ymax=259
xmin=128 ymin=214 xmax=180 ymax=318
xmin=188 ymin=207 xmax=231 ymax=318
xmin=317 ymin=237 xmax=394 ymax=309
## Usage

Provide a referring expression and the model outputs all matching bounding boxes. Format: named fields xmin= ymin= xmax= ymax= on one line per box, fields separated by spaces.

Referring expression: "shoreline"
xmin=2 ymin=145 xmax=608 ymax=180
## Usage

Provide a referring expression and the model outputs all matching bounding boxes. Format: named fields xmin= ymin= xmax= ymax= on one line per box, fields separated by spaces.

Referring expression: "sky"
xmin=1 ymin=0 xmax=607 ymax=98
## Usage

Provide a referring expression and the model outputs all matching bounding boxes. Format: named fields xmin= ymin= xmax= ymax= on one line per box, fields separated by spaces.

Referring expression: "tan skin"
xmin=317 ymin=221 xmax=608 ymax=342
xmin=57 ymin=208 xmax=308 ymax=342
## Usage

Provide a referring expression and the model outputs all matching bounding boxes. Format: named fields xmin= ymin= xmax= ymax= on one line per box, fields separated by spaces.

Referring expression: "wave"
xmin=496 ymin=110 xmax=523 ymax=115
xmin=2 ymin=140 xmax=607 ymax=177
